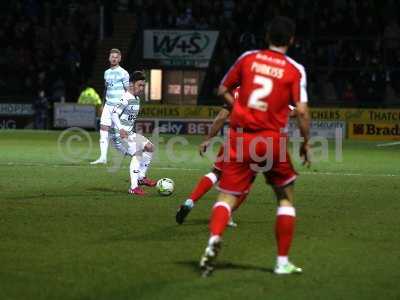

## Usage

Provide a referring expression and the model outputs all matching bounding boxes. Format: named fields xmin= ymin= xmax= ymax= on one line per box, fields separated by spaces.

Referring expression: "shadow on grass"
xmin=175 ymin=260 xmax=273 ymax=274
xmin=181 ymin=219 xmax=209 ymax=226
xmin=7 ymin=193 xmax=88 ymax=201
xmin=7 ymin=187 xmax=127 ymax=201
xmin=95 ymin=225 xmax=205 ymax=244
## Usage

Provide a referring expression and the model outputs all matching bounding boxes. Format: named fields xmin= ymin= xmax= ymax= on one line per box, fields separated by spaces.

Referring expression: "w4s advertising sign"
xmin=143 ymin=30 xmax=219 ymax=68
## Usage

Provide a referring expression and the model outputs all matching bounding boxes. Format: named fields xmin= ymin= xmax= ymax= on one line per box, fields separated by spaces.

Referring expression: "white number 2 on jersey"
xmin=248 ymin=75 xmax=273 ymax=111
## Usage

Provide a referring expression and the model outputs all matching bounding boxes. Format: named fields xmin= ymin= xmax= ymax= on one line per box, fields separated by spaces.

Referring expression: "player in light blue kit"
xmin=91 ymin=48 xmax=129 ymax=165
xmin=110 ymin=71 xmax=157 ymax=195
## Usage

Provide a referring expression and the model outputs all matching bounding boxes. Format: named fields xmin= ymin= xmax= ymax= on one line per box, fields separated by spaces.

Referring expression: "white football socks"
xmin=99 ymin=129 xmax=109 ymax=161
xmin=277 ymin=256 xmax=289 ymax=266
xmin=130 ymin=156 xmax=140 ymax=189
xmin=138 ymin=152 xmax=152 ymax=180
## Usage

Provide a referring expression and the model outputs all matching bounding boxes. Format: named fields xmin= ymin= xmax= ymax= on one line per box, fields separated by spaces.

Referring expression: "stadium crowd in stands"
xmin=128 ymin=0 xmax=400 ymax=106
xmin=0 ymin=0 xmax=98 ymax=103
xmin=2 ymin=0 xmax=400 ymax=107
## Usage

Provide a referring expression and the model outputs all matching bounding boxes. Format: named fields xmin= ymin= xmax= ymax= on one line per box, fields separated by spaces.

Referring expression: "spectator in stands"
xmin=51 ymin=76 xmax=66 ymax=103
xmin=359 ymin=56 xmax=387 ymax=106
xmin=176 ymin=8 xmax=194 ymax=28
xmin=383 ymin=19 xmax=400 ymax=65
xmin=194 ymin=16 xmax=209 ymax=29
xmin=2 ymin=0 xmax=400 ymax=107
xmin=342 ymin=82 xmax=357 ymax=105
xmin=389 ymin=50 xmax=400 ymax=96
xmin=239 ymin=32 xmax=256 ymax=53
xmin=65 ymin=43 xmax=81 ymax=71
xmin=33 ymin=90 xmax=48 ymax=129
xmin=0 ymin=0 xmax=97 ymax=104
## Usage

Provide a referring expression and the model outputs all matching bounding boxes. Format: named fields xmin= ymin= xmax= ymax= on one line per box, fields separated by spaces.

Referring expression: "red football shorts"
xmin=214 ymin=144 xmax=255 ymax=196
xmin=218 ymin=128 xmax=297 ymax=195
xmin=213 ymin=145 xmax=224 ymax=171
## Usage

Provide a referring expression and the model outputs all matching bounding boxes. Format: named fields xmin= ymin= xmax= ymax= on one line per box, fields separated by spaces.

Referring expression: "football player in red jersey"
xmin=199 ymin=16 xmax=311 ymax=277
xmin=175 ymin=88 xmax=295 ymax=226
xmin=175 ymin=88 xmax=247 ymax=226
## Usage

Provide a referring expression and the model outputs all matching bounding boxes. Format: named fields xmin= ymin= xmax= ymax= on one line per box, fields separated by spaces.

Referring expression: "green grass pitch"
xmin=0 ymin=130 xmax=399 ymax=300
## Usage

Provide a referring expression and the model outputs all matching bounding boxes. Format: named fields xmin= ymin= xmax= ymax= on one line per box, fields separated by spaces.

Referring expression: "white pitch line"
xmin=300 ymin=171 xmax=399 ymax=178
xmin=0 ymin=162 xmax=202 ymax=171
xmin=1 ymin=162 xmax=400 ymax=177
xmin=376 ymin=141 xmax=400 ymax=147
xmin=155 ymin=167 xmax=201 ymax=171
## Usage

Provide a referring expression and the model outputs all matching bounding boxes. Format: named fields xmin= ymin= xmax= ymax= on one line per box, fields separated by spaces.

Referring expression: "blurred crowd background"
xmin=1 ymin=0 xmax=99 ymax=103
xmin=2 ymin=0 xmax=400 ymax=107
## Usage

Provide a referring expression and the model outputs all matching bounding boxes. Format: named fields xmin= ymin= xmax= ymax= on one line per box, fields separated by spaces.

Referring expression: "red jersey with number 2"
xmin=221 ymin=49 xmax=308 ymax=132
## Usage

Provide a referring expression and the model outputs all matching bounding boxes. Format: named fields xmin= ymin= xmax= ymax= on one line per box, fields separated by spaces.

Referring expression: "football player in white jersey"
xmin=91 ymin=48 xmax=130 ymax=165
xmin=110 ymin=71 xmax=157 ymax=195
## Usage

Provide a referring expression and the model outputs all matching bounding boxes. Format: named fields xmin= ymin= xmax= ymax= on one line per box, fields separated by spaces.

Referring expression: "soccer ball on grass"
xmin=156 ymin=178 xmax=174 ymax=196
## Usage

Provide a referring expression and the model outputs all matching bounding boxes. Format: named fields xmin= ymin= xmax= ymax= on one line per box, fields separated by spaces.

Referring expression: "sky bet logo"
xmin=153 ymin=32 xmax=210 ymax=57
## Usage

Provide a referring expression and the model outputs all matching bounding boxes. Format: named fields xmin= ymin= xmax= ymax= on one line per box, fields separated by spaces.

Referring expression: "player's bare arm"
xmin=295 ymin=102 xmax=311 ymax=167
xmin=199 ymin=108 xmax=230 ymax=156
xmin=217 ymin=85 xmax=235 ymax=107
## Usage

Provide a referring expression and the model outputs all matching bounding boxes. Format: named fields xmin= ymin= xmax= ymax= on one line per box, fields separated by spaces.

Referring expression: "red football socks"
xmin=209 ymin=202 xmax=231 ymax=236
xmin=189 ymin=172 xmax=218 ymax=202
xmin=275 ymin=206 xmax=296 ymax=256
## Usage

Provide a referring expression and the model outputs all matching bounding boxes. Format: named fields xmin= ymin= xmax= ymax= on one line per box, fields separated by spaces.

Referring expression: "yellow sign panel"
xmin=139 ymin=104 xmax=400 ymax=123
xmin=348 ymin=122 xmax=400 ymax=141
xmin=310 ymin=108 xmax=400 ymax=122
xmin=140 ymin=105 xmax=221 ymax=119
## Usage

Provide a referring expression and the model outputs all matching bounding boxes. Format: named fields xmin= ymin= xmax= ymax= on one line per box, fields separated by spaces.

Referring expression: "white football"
xmin=156 ymin=178 xmax=175 ymax=196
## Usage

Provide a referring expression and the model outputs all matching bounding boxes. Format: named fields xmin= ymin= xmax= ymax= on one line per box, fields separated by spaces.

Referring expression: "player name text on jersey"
xmin=251 ymin=62 xmax=284 ymax=79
